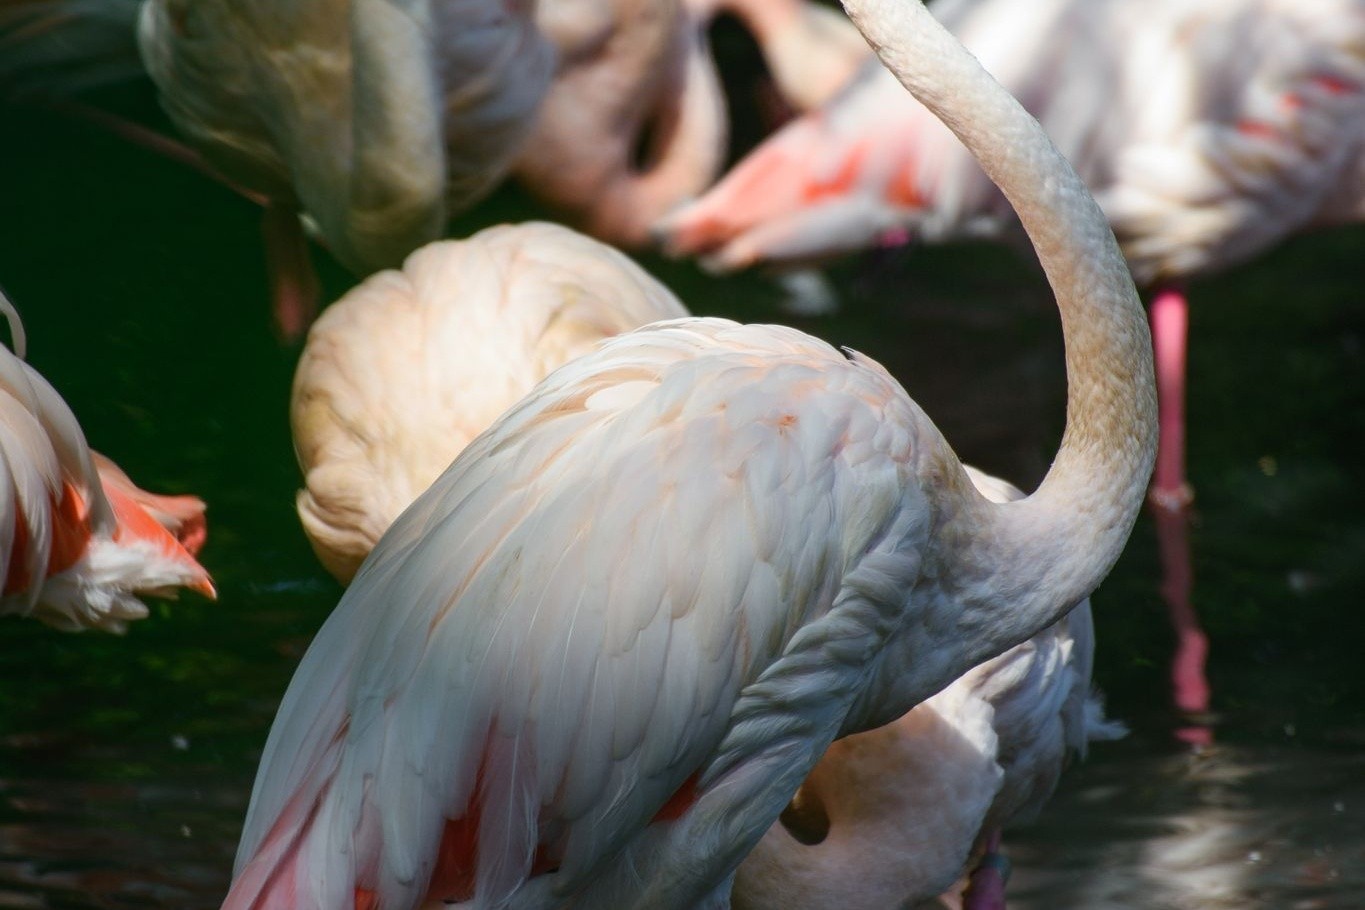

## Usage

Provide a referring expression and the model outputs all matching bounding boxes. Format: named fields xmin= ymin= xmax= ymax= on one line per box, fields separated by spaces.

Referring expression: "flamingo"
xmin=661 ymin=0 xmax=1365 ymax=509
xmin=515 ymin=0 xmax=872 ymax=247
xmin=0 ymin=292 xmax=214 ymax=631
xmin=219 ymin=0 xmax=1156 ymax=906
xmin=291 ymin=220 xmax=1123 ymax=908
xmin=290 ymin=221 xmax=689 ymax=583
xmin=2 ymin=0 xmax=556 ymax=338
xmin=0 ymin=0 xmax=862 ymax=335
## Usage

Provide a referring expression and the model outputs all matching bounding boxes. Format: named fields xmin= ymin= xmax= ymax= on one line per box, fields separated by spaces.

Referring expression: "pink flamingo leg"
xmin=962 ymin=829 xmax=1009 ymax=910
xmin=261 ymin=204 xmax=320 ymax=343
xmin=1148 ymin=288 xmax=1193 ymax=511
xmin=1148 ymin=287 xmax=1212 ymax=747
xmin=1153 ymin=503 xmax=1212 ymax=747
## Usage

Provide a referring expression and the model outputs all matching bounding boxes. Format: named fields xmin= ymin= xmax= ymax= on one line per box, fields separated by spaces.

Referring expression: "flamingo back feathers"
xmin=292 ymin=222 xmax=688 ymax=583
xmin=236 ymin=318 xmax=935 ymax=910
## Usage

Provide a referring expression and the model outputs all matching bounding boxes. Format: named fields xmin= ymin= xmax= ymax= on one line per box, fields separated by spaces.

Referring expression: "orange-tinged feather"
xmin=801 ymin=143 xmax=868 ymax=202
xmin=104 ymin=481 xmax=216 ymax=598
xmin=886 ymin=160 xmax=924 ymax=208
xmin=427 ymin=812 xmax=482 ymax=903
xmin=3 ymin=482 xmax=93 ymax=595
xmin=651 ymin=771 xmax=701 ymax=823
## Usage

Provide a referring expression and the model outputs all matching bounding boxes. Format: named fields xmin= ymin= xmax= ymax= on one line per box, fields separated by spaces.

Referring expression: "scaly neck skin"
xmin=291 ymin=0 xmax=446 ymax=273
xmin=839 ymin=0 xmax=1157 ymax=663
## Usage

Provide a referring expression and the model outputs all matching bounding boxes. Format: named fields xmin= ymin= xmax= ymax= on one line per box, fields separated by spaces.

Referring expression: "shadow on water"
xmin=0 ymin=79 xmax=1363 ymax=908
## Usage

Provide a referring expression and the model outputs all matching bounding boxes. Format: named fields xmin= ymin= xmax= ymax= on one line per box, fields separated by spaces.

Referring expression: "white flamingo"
xmin=290 ymin=222 xmax=689 ymax=583
xmin=220 ymin=0 xmax=1156 ymax=907
xmin=1 ymin=0 xmax=555 ymax=337
xmin=290 ymin=221 xmax=1122 ymax=907
xmin=0 ymin=291 xmax=214 ymax=631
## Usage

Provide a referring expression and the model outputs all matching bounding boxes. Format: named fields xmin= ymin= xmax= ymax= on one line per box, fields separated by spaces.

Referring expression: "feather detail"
xmin=0 ymin=290 xmax=213 ymax=631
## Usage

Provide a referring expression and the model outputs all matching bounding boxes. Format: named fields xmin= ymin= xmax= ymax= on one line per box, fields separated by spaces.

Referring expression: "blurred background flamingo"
xmin=0 ymin=291 xmax=213 ymax=631
xmin=0 ymin=0 xmax=867 ymax=337
xmin=515 ymin=0 xmax=871 ymax=247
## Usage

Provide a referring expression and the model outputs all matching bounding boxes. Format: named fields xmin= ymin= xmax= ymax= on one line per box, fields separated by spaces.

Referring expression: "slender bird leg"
xmin=1148 ymin=288 xmax=1193 ymax=511
xmin=961 ymin=829 xmax=1009 ymax=910
xmin=1147 ymin=287 xmax=1212 ymax=747
xmin=261 ymin=204 xmax=320 ymax=344
xmin=39 ymin=100 xmax=319 ymax=340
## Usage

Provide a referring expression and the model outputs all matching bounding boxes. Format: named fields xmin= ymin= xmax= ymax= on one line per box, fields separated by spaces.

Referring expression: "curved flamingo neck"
xmin=838 ymin=0 xmax=1156 ymax=659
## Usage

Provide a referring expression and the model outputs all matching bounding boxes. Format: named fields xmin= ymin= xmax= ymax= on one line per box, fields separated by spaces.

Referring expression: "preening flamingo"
xmin=0 ymin=0 xmax=859 ymax=334
xmin=515 ymin=0 xmax=872 ymax=247
xmin=662 ymin=0 xmax=1365 ymax=509
xmin=220 ymin=1 xmax=1155 ymax=907
xmin=0 ymin=292 xmax=214 ymax=631
xmin=290 ymin=221 xmax=688 ymax=583
xmin=1 ymin=0 xmax=555 ymax=337
xmin=290 ymin=221 xmax=1121 ymax=907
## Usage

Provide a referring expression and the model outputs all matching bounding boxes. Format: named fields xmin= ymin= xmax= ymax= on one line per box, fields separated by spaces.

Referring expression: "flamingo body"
xmin=734 ymin=470 xmax=1124 ymax=910
xmin=222 ymin=0 xmax=1157 ymax=907
xmin=516 ymin=0 xmax=874 ymax=247
xmin=662 ymin=0 xmax=1365 ymax=279
xmin=0 ymin=295 xmax=213 ymax=631
xmin=135 ymin=0 xmax=554 ymax=275
xmin=240 ymin=316 xmax=946 ymax=910
xmin=292 ymin=222 xmax=688 ymax=583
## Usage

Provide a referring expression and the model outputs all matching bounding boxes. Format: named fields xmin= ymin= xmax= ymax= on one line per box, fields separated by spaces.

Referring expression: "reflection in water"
xmin=1008 ymin=743 xmax=1365 ymax=910
xmin=1152 ymin=504 xmax=1214 ymax=750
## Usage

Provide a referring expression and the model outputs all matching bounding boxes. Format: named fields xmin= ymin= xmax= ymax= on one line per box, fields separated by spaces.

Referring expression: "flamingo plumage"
xmin=1 ymin=0 xmax=555 ymax=337
xmin=291 ymin=221 xmax=688 ymax=584
xmin=220 ymin=0 xmax=1156 ymax=907
xmin=0 ymin=292 xmax=214 ymax=631
xmin=290 ymin=220 xmax=1122 ymax=908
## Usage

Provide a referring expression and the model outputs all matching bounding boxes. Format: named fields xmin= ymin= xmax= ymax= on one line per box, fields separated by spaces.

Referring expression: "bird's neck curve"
xmin=838 ymin=0 xmax=1157 ymax=663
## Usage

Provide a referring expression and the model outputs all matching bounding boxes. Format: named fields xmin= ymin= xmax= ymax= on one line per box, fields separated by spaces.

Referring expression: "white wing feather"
xmin=293 ymin=221 xmax=689 ymax=582
xmin=235 ymin=318 xmax=933 ymax=909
